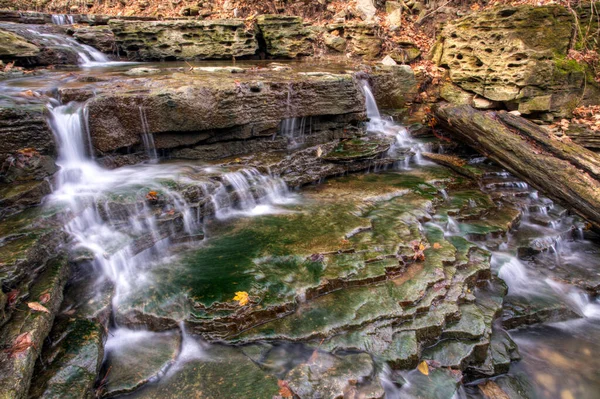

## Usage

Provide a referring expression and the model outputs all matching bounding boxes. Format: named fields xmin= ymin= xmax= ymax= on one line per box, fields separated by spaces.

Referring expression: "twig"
xmin=416 ymin=0 xmax=452 ymax=25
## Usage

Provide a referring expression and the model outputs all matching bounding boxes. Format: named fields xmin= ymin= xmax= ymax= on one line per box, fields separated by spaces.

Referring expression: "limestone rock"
xmin=71 ymin=25 xmax=115 ymax=54
xmin=108 ymin=19 xmax=257 ymax=61
xmin=369 ymin=65 xmax=418 ymax=108
xmin=255 ymin=15 xmax=313 ymax=58
xmin=387 ymin=8 xmax=402 ymax=30
xmin=434 ymin=5 xmax=585 ymax=117
xmin=0 ymin=29 xmax=39 ymax=62
xmin=356 ymin=0 xmax=377 ymax=21
xmin=381 ymin=54 xmax=397 ymax=66
xmin=323 ymin=31 xmax=346 ymax=52
xmin=337 ymin=22 xmax=382 ymax=59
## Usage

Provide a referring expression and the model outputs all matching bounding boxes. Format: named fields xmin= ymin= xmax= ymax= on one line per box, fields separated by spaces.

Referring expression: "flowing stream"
xmin=4 ymin=61 xmax=600 ymax=398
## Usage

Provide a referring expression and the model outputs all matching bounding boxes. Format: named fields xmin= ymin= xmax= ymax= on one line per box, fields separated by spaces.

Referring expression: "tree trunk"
xmin=433 ymin=103 xmax=600 ymax=228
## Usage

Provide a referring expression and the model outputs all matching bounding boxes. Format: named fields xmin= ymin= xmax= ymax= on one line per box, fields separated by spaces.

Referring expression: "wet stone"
xmin=101 ymin=329 xmax=182 ymax=397
xmin=127 ymin=344 xmax=280 ymax=399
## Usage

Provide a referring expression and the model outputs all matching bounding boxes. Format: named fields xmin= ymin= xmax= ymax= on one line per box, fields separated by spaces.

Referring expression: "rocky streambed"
xmin=1 ymin=15 xmax=600 ymax=399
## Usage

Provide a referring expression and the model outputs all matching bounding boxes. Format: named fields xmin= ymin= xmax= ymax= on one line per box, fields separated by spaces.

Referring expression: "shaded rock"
xmin=108 ymin=19 xmax=257 ymax=61
xmin=255 ymin=15 xmax=313 ymax=58
xmin=0 ymin=180 xmax=52 ymax=216
xmin=433 ymin=5 xmax=585 ymax=117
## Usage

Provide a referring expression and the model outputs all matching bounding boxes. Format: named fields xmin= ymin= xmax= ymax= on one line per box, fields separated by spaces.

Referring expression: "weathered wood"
xmin=433 ymin=103 xmax=600 ymax=228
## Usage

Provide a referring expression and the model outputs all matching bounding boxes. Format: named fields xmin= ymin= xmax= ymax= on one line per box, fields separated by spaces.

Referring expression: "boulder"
xmin=67 ymin=70 xmax=366 ymax=156
xmin=334 ymin=22 xmax=382 ymax=59
xmin=369 ymin=65 xmax=418 ymax=108
xmin=433 ymin=5 xmax=587 ymax=117
xmin=0 ymin=29 xmax=39 ymax=63
xmin=356 ymin=0 xmax=377 ymax=21
xmin=255 ymin=15 xmax=313 ymax=58
xmin=108 ymin=19 xmax=257 ymax=61
xmin=323 ymin=31 xmax=346 ymax=53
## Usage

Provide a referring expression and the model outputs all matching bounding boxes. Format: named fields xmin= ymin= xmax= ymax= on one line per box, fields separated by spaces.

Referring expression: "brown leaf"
xmin=7 ymin=332 xmax=34 ymax=358
xmin=28 ymin=302 xmax=50 ymax=313
xmin=7 ymin=289 xmax=19 ymax=307
xmin=39 ymin=292 xmax=50 ymax=304
xmin=278 ymin=380 xmax=293 ymax=398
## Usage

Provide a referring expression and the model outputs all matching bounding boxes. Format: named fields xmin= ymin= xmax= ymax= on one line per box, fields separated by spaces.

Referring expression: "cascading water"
xmin=47 ymin=100 xmax=293 ymax=307
xmin=51 ymin=14 xmax=75 ymax=25
xmin=361 ymin=81 xmax=425 ymax=166
xmin=139 ymin=106 xmax=158 ymax=160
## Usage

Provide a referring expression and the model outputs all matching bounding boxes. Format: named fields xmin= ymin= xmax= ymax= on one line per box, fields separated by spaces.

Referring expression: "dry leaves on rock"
xmin=6 ymin=332 xmax=34 ymax=358
xmin=411 ymin=240 xmax=427 ymax=262
xmin=28 ymin=302 xmax=50 ymax=313
xmin=145 ymin=190 xmax=159 ymax=201
xmin=478 ymin=380 xmax=510 ymax=399
xmin=38 ymin=291 xmax=51 ymax=304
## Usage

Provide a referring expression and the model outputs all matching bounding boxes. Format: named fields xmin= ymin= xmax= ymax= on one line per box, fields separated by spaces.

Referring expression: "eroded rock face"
xmin=255 ymin=15 xmax=313 ymax=58
xmin=327 ymin=22 xmax=382 ymax=59
xmin=73 ymin=70 xmax=366 ymax=156
xmin=109 ymin=19 xmax=257 ymax=61
xmin=433 ymin=5 xmax=586 ymax=117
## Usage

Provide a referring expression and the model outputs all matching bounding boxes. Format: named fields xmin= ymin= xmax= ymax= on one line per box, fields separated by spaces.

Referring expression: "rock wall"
xmin=433 ymin=5 xmax=592 ymax=117
xmin=109 ymin=19 xmax=258 ymax=61
xmin=255 ymin=15 xmax=313 ymax=58
xmin=64 ymin=70 xmax=368 ymax=157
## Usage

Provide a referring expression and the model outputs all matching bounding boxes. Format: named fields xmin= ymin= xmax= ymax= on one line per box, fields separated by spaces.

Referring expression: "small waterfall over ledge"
xmin=47 ymin=101 xmax=292 ymax=304
xmin=361 ymin=81 xmax=425 ymax=167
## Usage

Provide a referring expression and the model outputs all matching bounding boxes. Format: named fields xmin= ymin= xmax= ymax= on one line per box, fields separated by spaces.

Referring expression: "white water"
xmin=139 ymin=106 xmax=157 ymax=160
xmin=51 ymin=14 xmax=75 ymax=25
xmin=362 ymin=81 xmax=426 ymax=167
xmin=47 ymin=101 xmax=292 ymax=306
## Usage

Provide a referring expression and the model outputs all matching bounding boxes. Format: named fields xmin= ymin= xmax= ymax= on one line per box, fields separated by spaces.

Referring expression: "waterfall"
xmin=360 ymin=80 xmax=426 ymax=167
xmin=139 ymin=106 xmax=158 ymax=160
xmin=51 ymin=14 xmax=75 ymax=25
xmin=46 ymin=101 xmax=292 ymax=305
xmin=362 ymin=82 xmax=381 ymax=121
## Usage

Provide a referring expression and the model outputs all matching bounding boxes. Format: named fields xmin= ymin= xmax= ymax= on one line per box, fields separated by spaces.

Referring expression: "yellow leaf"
xmin=433 ymin=243 xmax=441 ymax=250
xmin=419 ymin=243 xmax=426 ymax=251
xmin=28 ymin=302 xmax=50 ymax=313
xmin=233 ymin=291 xmax=250 ymax=306
xmin=417 ymin=360 xmax=429 ymax=375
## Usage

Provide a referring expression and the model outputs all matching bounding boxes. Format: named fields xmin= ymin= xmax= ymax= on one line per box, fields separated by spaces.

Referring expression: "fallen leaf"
xmin=145 ymin=190 xmax=159 ymax=201
xmin=417 ymin=360 xmax=429 ymax=375
xmin=7 ymin=332 xmax=34 ymax=358
xmin=316 ymin=146 xmax=323 ymax=158
xmin=39 ymin=292 xmax=50 ymax=304
xmin=433 ymin=242 xmax=442 ymax=249
xmin=233 ymin=291 xmax=250 ymax=306
xmin=7 ymin=289 xmax=19 ymax=307
xmin=278 ymin=380 xmax=293 ymax=398
xmin=28 ymin=302 xmax=50 ymax=313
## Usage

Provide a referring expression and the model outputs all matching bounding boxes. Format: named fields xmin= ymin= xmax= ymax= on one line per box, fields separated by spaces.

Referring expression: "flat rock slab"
xmin=127 ymin=344 xmax=279 ymax=399
xmin=102 ymin=329 xmax=181 ymax=397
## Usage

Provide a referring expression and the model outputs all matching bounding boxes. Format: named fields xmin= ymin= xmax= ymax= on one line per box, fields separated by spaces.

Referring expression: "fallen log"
xmin=433 ymin=103 xmax=600 ymax=228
